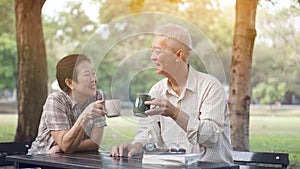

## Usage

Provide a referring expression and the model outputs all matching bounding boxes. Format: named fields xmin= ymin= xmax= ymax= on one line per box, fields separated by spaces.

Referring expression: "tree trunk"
xmin=14 ymin=0 xmax=47 ymax=142
xmin=229 ymin=0 xmax=258 ymax=151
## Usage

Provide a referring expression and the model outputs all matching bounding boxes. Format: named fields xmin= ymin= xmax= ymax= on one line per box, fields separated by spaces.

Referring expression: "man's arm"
xmin=186 ymin=85 xmax=228 ymax=147
xmin=145 ymin=84 xmax=227 ymax=147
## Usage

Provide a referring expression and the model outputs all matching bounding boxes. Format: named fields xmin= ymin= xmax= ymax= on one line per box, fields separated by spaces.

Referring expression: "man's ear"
xmin=65 ymin=78 xmax=73 ymax=90
xmin=176 ymin=49 xmax=187 ymax=62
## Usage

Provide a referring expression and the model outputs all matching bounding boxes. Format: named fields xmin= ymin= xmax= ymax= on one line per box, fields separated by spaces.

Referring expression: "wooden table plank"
xmin=6 ymin=151 xmax=238 ymax=169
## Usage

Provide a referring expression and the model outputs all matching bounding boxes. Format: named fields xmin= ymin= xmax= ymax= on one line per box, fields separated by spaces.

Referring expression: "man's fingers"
xmin=127 ymin=151 xmax=133 ymax=158
xmin=119 ymin=143 xmax=131 ymax=157
xmin=110 ymin=143 xmax=133 ymax=157
xmin=128 ymin=148 xmax=138 ymax=158
xmin=145 ymin=98 xmax=165 ymax=106
xmin=110 ymin=145 xmax=120 ymax=157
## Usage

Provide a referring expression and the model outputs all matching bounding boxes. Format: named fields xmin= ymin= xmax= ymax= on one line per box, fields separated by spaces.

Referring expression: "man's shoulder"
xmin=149 ymin=78 xmax=168 ymax=94
xmin=191 ymin=68 xmax=221 ymax=85
xmin=152 ymin=78 xmax=167 ymax=87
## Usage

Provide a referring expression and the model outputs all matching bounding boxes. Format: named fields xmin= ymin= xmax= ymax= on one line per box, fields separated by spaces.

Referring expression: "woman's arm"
xmin=50 ymin=100 xmax=105 ymax=153
xmin=75 ymin=127 xmax=104 ymax=152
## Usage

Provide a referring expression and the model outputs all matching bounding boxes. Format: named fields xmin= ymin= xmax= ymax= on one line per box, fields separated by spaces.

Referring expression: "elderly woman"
xmin=28 ymin=54 xmax=106 ymax=154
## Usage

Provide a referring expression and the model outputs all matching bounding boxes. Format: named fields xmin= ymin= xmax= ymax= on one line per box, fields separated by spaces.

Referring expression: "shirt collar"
xmin=60 ymin=91 xmax=78 ymax=109
xmin=185 ymin=65 xmax=197 ymax=93
xmin=162 ymin=65 xmax=197 ymax=95
xmin=162 ymin=79 xmax=169 ymax=95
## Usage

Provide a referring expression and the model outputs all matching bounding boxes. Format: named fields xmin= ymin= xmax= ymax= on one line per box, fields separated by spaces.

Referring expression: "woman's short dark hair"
xmin=56 ymin=54 xmax=91 ymax=93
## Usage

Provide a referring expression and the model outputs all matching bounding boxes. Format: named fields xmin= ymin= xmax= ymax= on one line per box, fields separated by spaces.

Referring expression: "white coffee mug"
xmin=105 ymin=99 xmax=121 ymax=117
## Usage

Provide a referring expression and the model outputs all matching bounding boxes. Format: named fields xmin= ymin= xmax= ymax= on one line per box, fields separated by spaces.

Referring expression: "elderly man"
xmin=111 ymin=23 xmax=233 ymax=164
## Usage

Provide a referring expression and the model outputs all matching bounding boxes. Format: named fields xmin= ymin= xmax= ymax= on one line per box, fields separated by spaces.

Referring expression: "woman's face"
xmin=71 ymin=60 xmax=97 ymax=99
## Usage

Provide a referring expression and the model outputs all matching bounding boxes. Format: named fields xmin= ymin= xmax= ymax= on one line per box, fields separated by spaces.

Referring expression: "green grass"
xmin=0 ymin=114 xmax=18 ymax=142
xmin=250 ymin=107 xmax=300 ymax=117
xmin=100 ymin=115 xmax=138 ymax=150
xmin=1 ymin=108 xmax=299 ymax=168
xmin=249 ymin=110 xmax=300 ymax=168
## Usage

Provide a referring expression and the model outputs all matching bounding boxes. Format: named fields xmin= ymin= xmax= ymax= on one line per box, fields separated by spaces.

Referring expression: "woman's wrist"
xmin=78 ymin=115 xmax=88 ymax=126
xmin=171 ymin=109 xmax=180 ymax=120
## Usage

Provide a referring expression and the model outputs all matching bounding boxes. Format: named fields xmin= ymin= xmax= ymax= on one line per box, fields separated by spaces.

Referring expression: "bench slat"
xmin=0 ymin=142 xmax=31 ymax=166
xmin=233 ymin=151 xmax=289 ymax=168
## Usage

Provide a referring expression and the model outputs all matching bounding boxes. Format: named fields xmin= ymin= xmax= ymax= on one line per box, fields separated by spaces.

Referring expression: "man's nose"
xmin=91 ymin=74 xmax=97 ymax=82
xmin=150 ymin=52 xmax=156 ymax=60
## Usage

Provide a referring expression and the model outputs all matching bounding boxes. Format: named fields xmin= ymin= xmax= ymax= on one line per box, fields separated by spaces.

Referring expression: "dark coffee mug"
xmin=133 ymin=93 xmax=152 ymax=117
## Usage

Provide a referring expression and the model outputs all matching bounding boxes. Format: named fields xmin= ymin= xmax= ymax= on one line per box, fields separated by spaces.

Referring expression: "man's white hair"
xmin=154 ymin=23 xmax=192 ymax=55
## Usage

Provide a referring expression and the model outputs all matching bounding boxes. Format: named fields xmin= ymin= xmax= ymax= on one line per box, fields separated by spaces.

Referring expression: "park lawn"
xmin=0 ymin=114 xmax=18 ymax=142
xmin=0 ymin=109 xmax=299 ymax=168
xmin=100 ymin=115 xmax=138 ymax=151
xmin=249 ymin=115 xmax=300 ymax=168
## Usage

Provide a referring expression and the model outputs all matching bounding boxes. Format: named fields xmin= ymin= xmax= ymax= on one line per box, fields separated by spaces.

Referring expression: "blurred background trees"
xmin=253 ymin=4 xmax=300 ymax=104
xmin=1 ymin=0 xmax=298 ymax=105
xmin=0 ymin=0 xmax=17 ymax=99
xmin=253 ymin=78 xmax=287 ymax=107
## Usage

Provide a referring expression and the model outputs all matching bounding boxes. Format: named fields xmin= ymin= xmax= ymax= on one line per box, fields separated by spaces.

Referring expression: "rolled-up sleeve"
xmin=187 ymin=83 xmax=227 ymax=147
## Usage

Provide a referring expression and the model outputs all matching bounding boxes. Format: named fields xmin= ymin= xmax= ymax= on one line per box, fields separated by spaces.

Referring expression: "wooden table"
xmin=6 ymin=151 xmax=239 ymax=169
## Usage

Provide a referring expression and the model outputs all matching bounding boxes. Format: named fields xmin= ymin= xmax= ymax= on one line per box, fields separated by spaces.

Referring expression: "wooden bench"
xmin=0 ymin=142 xmax=31 ymax=166
xmin=233 ymin=151 xmax=289 ymax=169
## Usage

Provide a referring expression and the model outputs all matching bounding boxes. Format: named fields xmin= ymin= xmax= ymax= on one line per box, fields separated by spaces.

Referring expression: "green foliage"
xmin=0 ymin=33 xmax=17 ymax=91
xmin=99 ymin=0 xmax=234 ymax=52
xmin=252 ymin=78 xmax=287 ymax=105
xmin=42 ymin=1 xmax=98 ymax=83
xmin=0 ymin=0 xmax=15 ymax=34
xmin=0 ymin=0 xmax=17 ymax=93
xmin=39 ymin=0 xmax=299 ymax=102
xmin=98 ymin=0 xmax=234 ymax=52
xmin=254 ymin=5 xmax=300 ymax=100
xmin=95 ymin=0 xmax=232 ymax=96
xmin=99 ymin=0 xmax=178 ymax=23
xmin=43 ymin=0 xmax=236 ymax=97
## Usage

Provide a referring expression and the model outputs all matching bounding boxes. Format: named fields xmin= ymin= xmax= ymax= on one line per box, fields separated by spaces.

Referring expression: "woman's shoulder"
xmin=48 ymin=90 xmax=66 ymax=97
xmin=46 ymin=90 xmax=71 ymax=103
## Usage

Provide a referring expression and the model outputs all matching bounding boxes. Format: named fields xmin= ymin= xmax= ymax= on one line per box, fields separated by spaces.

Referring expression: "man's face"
xmin=151 ymin=36 xmax=178 ymax=76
